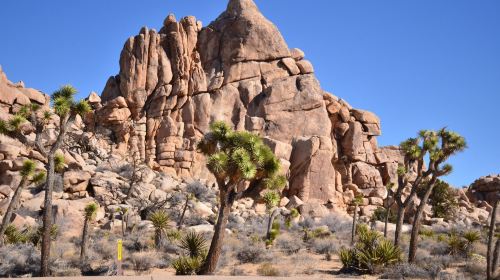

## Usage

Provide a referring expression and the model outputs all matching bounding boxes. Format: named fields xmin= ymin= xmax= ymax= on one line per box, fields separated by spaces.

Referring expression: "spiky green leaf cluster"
xmin=339 ymin=226 xmax=402 ymax=274
xmin=399 ymin=128 xmax=466 ymax=177
xmin=51 ymin=85 xmax=90 ymax=117
xmin=3 ymin=224 xmax=57 ymax=245
xmin=172 ymin=255 xmax=204 ymax=275
xmin=84 ymin=203 xmax=99 ymax=220
xmin=20 ymin=160 xmax=36 ymax=178
xmin=179 ymin=231 xmax=208 ymax=259
xmin=198 ymin=121 xmax=284 ymax=190
xmin=149 ymin=210 xmax=170 ymax=231
xmin=262 ymin=190 xmax=281 ymax=210
xmin=54 ymin=153 xmax=65 ymax=172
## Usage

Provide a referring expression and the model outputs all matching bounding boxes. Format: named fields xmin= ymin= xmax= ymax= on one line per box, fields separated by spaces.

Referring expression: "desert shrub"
xmin=276 ymin=234 xmax=302 ymax=254
xmin=299 ymin=216 xmax=316 ymax=229
xmin=320 ymin=214 xmax=351 ymax=234
xmin=381 ymin=263 xmax=434 ymax=279
xmin=172 ymin=231 xmax=208 ymax=275
xmin=463 ymin=261 xmax=486 ymax=279
xmin=230 ymin=267 xmax=246 ymax=276
xmin=52 ymin=267 xmax=82 ymax=277
xmin=257 ymin=263 xmax=280 ymax=276
xmin=339 ymin=227 xmax=402 ymax=274
xmin=417 ymin=180 xmax=458 ymax=219
xmin=172 ymin=256 xmax=203 ymax=275
xmin=129 ymin=251 xmax=167 ymax=273
xmin=312 ymin=237 xmax=339 ymax=255
xmin=0 ymin=244 xmax=40 ymax=277
xmin=123 ymin=228 xmax=152 ymax=251
xmin=371 ymin=207 xmax=397 ymax=223
xmin=186 ymin=181 xmax=213 ymax=202
xmin=236 ymin=242 xmax=270 ymax=264
xmin=447 ymin=234 xmax=467 ymax=256
xmin=419 ymin=227 xmax=435 ymax=238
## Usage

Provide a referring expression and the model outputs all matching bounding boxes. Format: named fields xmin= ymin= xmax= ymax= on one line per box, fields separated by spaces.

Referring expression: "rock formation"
xmin=0 ymin=0 xmax=496 ymax=236
xmin=90 ymin=0 xmax=405 ymax=215
xmin=469 ymin=175 xmax=500 ymax=206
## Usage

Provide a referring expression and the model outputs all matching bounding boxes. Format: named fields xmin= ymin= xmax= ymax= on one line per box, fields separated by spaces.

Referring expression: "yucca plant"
xmin=179 ymin=231 xmax=208 ymax=258
xmin=0 ymin=160 xmax=46 ymax=246
xmin=463 ymin=230 xmax=481 ymax=256
xmin=172 ymin=255 xmax=204 ymax=275
xmin=339 ymin=227 xmax=402 ymax=274
xmin=80 ymin=203 xmax=99 ymax=263
xmin=173 ymin=232 xmax=208 ymax=275
xmin=149 ymin=210 xmax=170 ymax=249
xmin=196 ymin=121 xmax=285 ymax=274
xmin=3 ymin=224 xmax=29 ymax=244
xmin=447 ymin=234 xmax=467 ymax=256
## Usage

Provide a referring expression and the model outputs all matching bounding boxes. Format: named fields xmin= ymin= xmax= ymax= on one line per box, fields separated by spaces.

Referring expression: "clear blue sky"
xmin=1 ymin=0 xmax=499 ymax=187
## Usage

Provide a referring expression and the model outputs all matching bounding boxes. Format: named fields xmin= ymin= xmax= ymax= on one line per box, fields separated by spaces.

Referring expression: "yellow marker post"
xmin=117 ymin=239 xmax=123 ymax=275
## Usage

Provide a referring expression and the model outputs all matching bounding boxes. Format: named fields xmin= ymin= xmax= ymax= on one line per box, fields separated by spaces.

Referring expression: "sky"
xmin=0 ymin=0 xmax=499 ymax=187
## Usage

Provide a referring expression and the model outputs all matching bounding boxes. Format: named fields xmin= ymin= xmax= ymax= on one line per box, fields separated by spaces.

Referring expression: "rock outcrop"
xmin=0 ymin=0 xmax=496 ymax=234
xmin=90 ymin=0 xmax=404 ymax=214
xmin=468 ymin=175 xmax=500 ymax=206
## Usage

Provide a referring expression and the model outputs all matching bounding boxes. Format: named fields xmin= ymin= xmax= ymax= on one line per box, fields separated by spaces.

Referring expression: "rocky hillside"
xmin=0 ymin=0 xmax=496 ymax=237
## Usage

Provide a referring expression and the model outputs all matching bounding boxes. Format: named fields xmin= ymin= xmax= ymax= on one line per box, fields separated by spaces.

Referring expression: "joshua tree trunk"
xmin=154 ymin=229 xmax=162 ymax=249
xmin=80 ymin=216 xmax=90 ymax=263
xmin=384 ymin=208 xmax=391 ymax=238
xmin=409 ymin=182 xmax=436 ymax=263
xmin=41 ymin=114 xmax=70 ymax=276
xmin=493 ymin=238 xmax=500 ymax=277
xmin=200 ymin=190 xmax=234 ymax=275
xmin=266 ymin=208 xmax=281 ymax=241
xmin=177 ymin=195 xmax=191 ymax=230
xmin=0 ymin=177 xmax=28 ymax=246
xmin=351 ymin=204 xmax=358 ymax=246
xmin=487 ymin=200 xmax=498 ymax=280
xmin=394 ymin=206 xmax=406 ymax=247
xmin=40 ymin=153 xmax=56 ymax=276
xmin=121 ymin=214 xmax=126 ymax=237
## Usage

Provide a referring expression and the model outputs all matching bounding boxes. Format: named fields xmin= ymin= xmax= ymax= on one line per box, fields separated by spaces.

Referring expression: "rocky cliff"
xmin=89 ymin=0 xmax=405 ymax=217
xmin=0 ymin=0 xmax=495 ymax=235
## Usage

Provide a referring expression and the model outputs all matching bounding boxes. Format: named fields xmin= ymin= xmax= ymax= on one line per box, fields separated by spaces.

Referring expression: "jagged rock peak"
xmin=226 ymin=0 xmax=259 ymax=17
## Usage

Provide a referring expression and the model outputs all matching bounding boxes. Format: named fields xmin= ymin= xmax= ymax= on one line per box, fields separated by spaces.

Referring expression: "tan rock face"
xmin=88 ymin=0 xmax=399 ymax=214
xmin=0 ymin=0 xmax=406 ymax=220
xmin=468 ymin=175 xmax=500 ymax=205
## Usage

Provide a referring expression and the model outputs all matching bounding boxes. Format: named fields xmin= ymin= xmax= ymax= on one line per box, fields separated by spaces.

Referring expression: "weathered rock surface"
xmin=0 ymin=0 xmax=495 ymax=234
xmin=468 ymin=174 xmax=500 ymax=206
xmin=90 ymin=0 xmax=403 ymax=213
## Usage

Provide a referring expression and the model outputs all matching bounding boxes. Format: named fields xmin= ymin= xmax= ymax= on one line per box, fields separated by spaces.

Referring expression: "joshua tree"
xmin=0 ymin=86 xmax=91 ymax=275
xmin=0 ymin=160 xmax=46 ymax=245
xmin=383 ymin=183 xmax=396 ymax=238
xmin=392 ymin=129 xmax=466 ymax=250
xmin=149 ymin=210 xmax=170 ymax=249
xmin=177 ymin=193 xmax=194 ymax=230
xmin=402 ymin=129 xmax=466 ymax=263
xmin=351 ymin=194 xmax=363 ymax=245
xmin=197 ymin=121 xmax=285 ymax=275
xmin=487 ymin=198 xmax=499 ymax=280
xmin=80 ymin=203 xmax=98 ymax=263
xmin=262 ymin=188 xmax=288 ymax=243
xmin=119 ymin=207 xmax=128 ymax=237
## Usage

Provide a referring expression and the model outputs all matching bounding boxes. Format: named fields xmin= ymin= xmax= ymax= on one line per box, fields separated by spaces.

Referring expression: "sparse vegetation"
xmin=340 ymin=225 xmax=402 ymax=274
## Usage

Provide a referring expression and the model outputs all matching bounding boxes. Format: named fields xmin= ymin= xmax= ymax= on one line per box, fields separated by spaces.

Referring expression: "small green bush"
xmin=172 ymin=256 xmax=203 ymax=275
xmin=339 ymin=227 xmax=402 ymax=274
